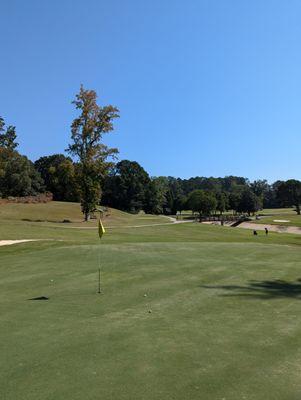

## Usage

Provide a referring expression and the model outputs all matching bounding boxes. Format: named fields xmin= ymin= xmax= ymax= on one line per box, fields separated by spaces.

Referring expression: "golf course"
xmin=3 ymin=1 xmax=301 ymax=398
xmin=1 ymin=202 xmax=301 ymax=400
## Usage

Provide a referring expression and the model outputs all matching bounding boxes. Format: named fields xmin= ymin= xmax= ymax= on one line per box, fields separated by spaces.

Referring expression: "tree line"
xmin=1 ymin=86 xmax=301 ymax=218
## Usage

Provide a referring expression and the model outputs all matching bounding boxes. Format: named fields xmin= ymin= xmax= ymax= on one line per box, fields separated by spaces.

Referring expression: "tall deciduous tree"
xmin=216 ymin=192 xmax=229 ymax=214
xmin=165 ymin=177 xmax=184 ymax=214
xmin=236 ymin=188 xmax=262 ymax=215
xmin=276 ymin=179 xmax=301 ymax=214
xmin=0 ymin=116 xmax=18 ymax=150
xmin=144 ymin=177 xmax=168 ymax=214
xmin=67 ymin=86 xmax=119 ymax=220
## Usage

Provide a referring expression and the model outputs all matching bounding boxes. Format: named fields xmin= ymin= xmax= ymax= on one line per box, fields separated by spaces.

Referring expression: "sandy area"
xmin=239 ymin=222 xmax=301 ymax=235
xmin=200 ymin=221 xmax=301 ymax=235
xmin=0 ymin=239 xmax=41 ymax=247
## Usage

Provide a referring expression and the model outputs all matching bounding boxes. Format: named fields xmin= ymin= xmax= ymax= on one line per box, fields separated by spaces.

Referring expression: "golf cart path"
xmin=239 ymin=222 xmax=301 ymax=235
xmin=109 ymin=219 xmax=192 ymax=228
xmin=48 ymin=216 xmax=192 ymax=229
xmin=107 ymin=216 xmax=192 ymax=228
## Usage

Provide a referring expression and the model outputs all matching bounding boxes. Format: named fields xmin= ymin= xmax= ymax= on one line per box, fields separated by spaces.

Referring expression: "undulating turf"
xmin=0 ymin=201 xmax=170 ymax=227
xmin=254 ymin=207 xmax=301 ymax=227
xmin=1 ymin=202 xmax=301 ymax=399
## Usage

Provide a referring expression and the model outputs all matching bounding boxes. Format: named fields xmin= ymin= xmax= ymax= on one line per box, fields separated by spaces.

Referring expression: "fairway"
xmin=1 ymin=204 xmax=301 ymax=399
xmin=255 ymin=208 xmax=301 ymax=228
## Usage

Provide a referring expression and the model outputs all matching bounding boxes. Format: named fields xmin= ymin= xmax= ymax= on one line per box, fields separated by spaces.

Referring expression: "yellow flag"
xmin=98 ymin=218 xmax=105 ymax=239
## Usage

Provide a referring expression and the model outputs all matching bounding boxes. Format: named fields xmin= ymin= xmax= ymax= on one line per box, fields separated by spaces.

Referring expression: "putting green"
xmin=1 ymin=205 xmax=301 ymax=399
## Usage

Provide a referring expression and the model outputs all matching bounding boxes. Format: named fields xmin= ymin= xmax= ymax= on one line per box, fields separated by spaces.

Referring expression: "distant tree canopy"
xmin=180 ymin=176 xmax=248 ymax=195
xmin=2 ymin=113 xmax=301 ymax=218
xmin=235 ymin=188 xmax=262 ymax=215
xmin=103 ymin=169 xmax=190 ymax=215
xmin=164 ymin=177 xmax=185 ymax=214
xmin=216 ymin=192 xmax=229 ymax=214
xmin=0 ymin=116 xmax=44 ymax=197
xmin=187 ymin=190 xmax=217 ymax=216
xmin=103 ymin=160 xmax=150 ymax=213
xmin=34 ymin=154 xmax=79 ymax=202
xmin=144 ymin=177 xmax=168 ymax=214
xmin=0 ymin=148 xmax=44 ymax=198
xmin=276 ymin=180 xmax=301 ymax=214
xmin=0 ymin=151 xmax=44 ymax=197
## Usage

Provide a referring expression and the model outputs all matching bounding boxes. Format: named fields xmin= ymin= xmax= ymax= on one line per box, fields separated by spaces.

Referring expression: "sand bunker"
xmin=239 ymin=222 xmax=301 ymax=234
xmin=273 ymin=219 xmax=290 ymax=223
xmin=0 ymin=240 xmax=41 ymax=247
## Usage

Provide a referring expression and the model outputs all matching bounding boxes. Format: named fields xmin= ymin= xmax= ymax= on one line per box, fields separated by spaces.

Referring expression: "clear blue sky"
xmin=1 ymin=0 xmax=301 ymax=182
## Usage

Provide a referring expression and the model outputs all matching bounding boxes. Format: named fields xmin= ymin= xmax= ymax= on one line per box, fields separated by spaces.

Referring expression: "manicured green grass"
xmin=255 ymin=208 xmax=301 ymax=227
xmin=1 ymin=202 xmax=301 ymax=399
xmin=260 ymin=208 xmax=297 ymax=215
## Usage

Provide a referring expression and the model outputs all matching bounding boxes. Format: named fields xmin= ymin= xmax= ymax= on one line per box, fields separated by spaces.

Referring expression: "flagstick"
xmin=97 ymin=216 xmax=105 ymax=294
xmin=98 ymin=267 xmax=101 ymax=294
xmin=98 ymin=244 xmax=101 ymax=294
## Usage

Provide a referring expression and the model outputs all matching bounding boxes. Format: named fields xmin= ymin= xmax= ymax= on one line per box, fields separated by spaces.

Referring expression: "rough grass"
xmin=1 ymin=202 xmax=301 ymax=399
xmin=0 ymin=201 xmax=170 ymax=227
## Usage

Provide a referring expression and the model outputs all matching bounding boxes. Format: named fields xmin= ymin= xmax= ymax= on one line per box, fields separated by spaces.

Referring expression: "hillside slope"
xmin=0 ymin=201 xmax=170 ymax=227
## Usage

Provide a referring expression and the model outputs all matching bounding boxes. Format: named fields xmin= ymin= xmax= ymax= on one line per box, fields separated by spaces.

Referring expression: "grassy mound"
xmin=0 ymin=201 xmax=169 ymax=227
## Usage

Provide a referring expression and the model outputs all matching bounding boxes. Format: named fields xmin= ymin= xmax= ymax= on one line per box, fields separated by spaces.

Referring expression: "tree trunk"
xmin=296 ymin=204 xmax=301 ymax=215
xmin=84 ymin=212 xmax=90 ymax=221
